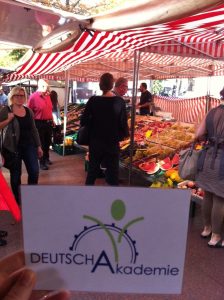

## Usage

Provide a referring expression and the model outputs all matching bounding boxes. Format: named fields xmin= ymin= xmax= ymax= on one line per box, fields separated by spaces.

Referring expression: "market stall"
xmin=2 ymin=2 xmax=224 ymax=202
xmin=153 ymin=95 xmax=221 ymax=124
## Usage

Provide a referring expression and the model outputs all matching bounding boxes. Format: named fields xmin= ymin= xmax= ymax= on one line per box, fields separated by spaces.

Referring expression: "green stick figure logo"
xmin=70 ymin=199 xmax=144 ymax=264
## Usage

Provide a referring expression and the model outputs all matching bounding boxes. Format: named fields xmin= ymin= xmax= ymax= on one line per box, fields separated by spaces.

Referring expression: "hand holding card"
xmin=0 ymin=251 xmax=71 ymax=300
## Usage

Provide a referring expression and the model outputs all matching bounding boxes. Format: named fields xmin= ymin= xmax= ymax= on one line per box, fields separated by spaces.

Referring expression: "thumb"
xmin=4 ymin=269 xmax=36 ymax=300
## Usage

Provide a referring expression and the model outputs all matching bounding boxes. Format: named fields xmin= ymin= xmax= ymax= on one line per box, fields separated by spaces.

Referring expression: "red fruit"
xmin=197 ymin=188 xmax=204 ymax=197
xmin=187 ymin=181 xmax=195 ymax=188
xmin=160 ymin=162 xmax=173 ymax=171
xmin=160 ymin=157 xmax=173 ymax=170
xmin=139 ymin=162 xmax=159 ymax=174
xmin=172 ymin=153 xmax=180 ymax=165
xmin=200 ymin=190 xmax=205 ymax=197
xmin=162 ymin=157 xmax=171 ymax=164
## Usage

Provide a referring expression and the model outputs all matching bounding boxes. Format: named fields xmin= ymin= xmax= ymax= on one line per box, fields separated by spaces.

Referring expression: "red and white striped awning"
xmin=4 ymin=4 xmax=224 ymax=81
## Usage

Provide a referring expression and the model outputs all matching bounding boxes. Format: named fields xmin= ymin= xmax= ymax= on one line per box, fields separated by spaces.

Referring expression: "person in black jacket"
xmin=137 ymin=82 xmax=152 ymax=115
xmin=81 ymin=73 xmax=129 ymax=185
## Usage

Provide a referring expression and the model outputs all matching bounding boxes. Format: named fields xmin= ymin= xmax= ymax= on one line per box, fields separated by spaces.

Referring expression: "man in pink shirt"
xmin=28 ymin=79 xmax=53 ymax=170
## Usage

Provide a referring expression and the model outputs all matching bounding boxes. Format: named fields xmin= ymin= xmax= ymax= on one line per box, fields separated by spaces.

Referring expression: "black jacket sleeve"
xmin=80 ymin=97 xmax=93 ymax=127
xmin=119 ymin=101 xmax=129 ymax=141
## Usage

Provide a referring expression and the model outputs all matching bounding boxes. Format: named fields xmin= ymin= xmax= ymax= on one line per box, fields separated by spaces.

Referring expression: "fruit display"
xmin=119 ymin=116 xmax=204 ymax=198
xmin=120 ymin=116 xmax=195 ymax=171
xmin=178 ymin=180 xmax=205 ymax=199
xmin=60 ymin=103 xmax=85 ymax=135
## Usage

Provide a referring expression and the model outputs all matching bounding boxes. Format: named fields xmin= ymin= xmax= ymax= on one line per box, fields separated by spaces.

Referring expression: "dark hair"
xmin=141 ymin=82 xmax=147 ymax=89
xmin=220 ymin=88 xmax=224 ymax=99
xmin=99 ymin=73 xmax=114 ymax=92
xmin=115 ymin=77 xmax=128 ymax=87
xmin=50 ymin=90 xmax=58 ymax=111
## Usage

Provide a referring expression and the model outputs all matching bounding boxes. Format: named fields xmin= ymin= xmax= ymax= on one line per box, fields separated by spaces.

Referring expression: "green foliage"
xmin=31 ymin=0 xmax=132 ymax=16
xmin=0 ymin=49 xmax=27 ymax=68
xmin=9 ymin=49 xmax=27 ymax=61
xmin=152 ymin=80 xmax=163 ymax=95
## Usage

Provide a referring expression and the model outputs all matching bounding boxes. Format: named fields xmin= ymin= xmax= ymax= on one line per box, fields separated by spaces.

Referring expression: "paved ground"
xmin=0 ymin=150 xmax=224 ymax=300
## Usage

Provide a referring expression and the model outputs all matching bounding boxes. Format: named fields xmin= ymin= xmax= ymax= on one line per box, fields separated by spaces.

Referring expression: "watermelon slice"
xmin=172 ymin=153 xmax=180 ymax=165
xmin=147 ymin=164 xmax=160 ymax=175
xmin=159 ymin=156 xmax=173 ymax=170
xmin=160 ymin=162 xmax=173 ymax=171
xmin=159 ymin=156 xmax=172 ymax=167
xmin=162 ymin=157 xmax=171 ymax=164
xmin=139 ymin=162 xmax=159 ymax=174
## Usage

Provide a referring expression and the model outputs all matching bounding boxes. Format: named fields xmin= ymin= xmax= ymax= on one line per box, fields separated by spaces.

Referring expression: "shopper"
xmin=195 ymin=88 xmax=224 ymax=248
xmin=137 ymin=82 xmax=152 ymax=115
xmin=0 ymin=87 xmax=8 ymax=106
xmin=0 ymin=86 xmax=42 ymax=205
xmin=113 ymin=77 xmax=128 ymax=98
xmin=0 ymin=250 xmax=71 ymax=299
xmin=50 ymin=90 xmax=61 ymax=126
xmin=28 ymin=79 xmax=53 ymax=170
xmin=50 ymin=90 xmax=63 ymax=144
xmin=81 ymin=73 xmax=129 ymax=185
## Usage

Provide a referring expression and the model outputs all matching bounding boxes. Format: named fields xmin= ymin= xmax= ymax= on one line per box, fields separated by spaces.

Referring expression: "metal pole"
xmin=63 ymin=70 xmax=70 ymax=156
xmin=128 ymin=50 xmax=140 ymax=185
xmin=206 ymin=75 xmax=211 ymax=113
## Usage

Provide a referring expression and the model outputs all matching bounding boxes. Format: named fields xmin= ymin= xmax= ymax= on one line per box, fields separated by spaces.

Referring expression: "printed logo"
xmin=69 ymin=199 xmax=144 ymax=265
xmin=30 ymin=198 xmax=180 ymax=278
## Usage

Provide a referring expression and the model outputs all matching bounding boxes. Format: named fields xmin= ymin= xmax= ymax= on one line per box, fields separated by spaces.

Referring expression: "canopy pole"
xmin=63 ymin=70 xmax=70 ymax=156
xmin=206 ymin=75 xmax=211 ymax=113
xmin=128 ymin=50 xmax=140 ymax=185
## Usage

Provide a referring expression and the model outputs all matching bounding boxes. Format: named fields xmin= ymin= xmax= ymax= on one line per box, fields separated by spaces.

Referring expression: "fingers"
xmin=2 ymin=268 xmax=36 ymax=300
xmin=0 ymin=251 xmax=25 ymax=276
xmin=0 ymin=268 xmax=25 ymax=297
xmin=40 ymin=290 xmax=71 ymax=300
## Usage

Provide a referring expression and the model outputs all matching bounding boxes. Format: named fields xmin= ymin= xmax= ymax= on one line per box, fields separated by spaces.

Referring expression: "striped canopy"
xmin=5 ymin=4 xmax=224 ymax=82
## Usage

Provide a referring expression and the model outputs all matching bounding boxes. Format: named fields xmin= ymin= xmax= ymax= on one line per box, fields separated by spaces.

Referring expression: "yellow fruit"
xmin=150 ymin=181 xmax=162 ymax=188
xmin=170 ymin=172 xmax=178 ymax=181
xmin=165 ymin=169 xmax=177 ymax=178
xmin=162 ymin=183 xmax=169 ymax=188
xmin=167 ymin=178 xmax=173 ymax=187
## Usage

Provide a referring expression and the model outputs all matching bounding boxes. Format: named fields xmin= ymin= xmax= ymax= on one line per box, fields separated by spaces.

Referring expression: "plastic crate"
xmin=52 ymin=144 xmax=84 ymax=156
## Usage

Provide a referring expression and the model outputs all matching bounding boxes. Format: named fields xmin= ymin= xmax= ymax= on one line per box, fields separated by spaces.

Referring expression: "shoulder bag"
xmin=1 ymin=107 xmax=19 ymax=170
xmin=178 ymin=144 xmax=201 ymax=181
xmin=76 ymin=125 xmax=89 ymax=146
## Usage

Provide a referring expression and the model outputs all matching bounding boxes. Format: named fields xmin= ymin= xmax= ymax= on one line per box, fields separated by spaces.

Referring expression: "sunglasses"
xmin=13 ymin=94 xmax=25 ymax=98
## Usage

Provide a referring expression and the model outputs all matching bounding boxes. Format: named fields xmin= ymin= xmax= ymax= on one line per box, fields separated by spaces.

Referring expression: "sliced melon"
xmin=172 ymin=153 xmax=180 ymax=165
xmin=160 ymin=162 xmax=173 ymax=171
xmin=139 ymin=162 xmax=159 ymax=174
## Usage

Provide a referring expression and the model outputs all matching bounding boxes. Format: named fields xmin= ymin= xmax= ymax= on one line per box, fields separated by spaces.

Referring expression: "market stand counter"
xmin=120 ymin=115 xmax=196 ymax=187
xmin=120 ymin=115 xmax=203 ymax=215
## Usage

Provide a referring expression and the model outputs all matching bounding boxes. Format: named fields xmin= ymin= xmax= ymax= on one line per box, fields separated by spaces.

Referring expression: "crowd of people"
xmin=0 ymin=80 xmax=61 ymax=248
xmin=0 ymin=76 xmax=155 ymax=200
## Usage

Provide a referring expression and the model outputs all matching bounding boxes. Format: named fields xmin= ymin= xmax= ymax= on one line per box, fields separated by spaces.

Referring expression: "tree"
xmin=9 ymin=49 xmax=27 ymax=61
xmin=152 ymin=80 xmax=163 ymax=95
xmin=0 ymin=49 xmax=27 ymax=68
xmin=30 ymin=0 xmax=131 ymax=16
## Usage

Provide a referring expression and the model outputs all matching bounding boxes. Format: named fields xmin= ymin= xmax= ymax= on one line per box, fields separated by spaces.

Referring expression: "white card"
xmin=21 ymin=185 xmax=190 ymax=294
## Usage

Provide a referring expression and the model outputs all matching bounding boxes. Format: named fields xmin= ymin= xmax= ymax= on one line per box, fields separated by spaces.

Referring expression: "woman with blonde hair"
xmin=0 ymin=86 xmax=42 ymax=205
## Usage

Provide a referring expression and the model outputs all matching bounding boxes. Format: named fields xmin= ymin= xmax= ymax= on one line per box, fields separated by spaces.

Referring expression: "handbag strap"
xmin=0 ymin=129 xmax=3 ymax=152
xmin=7 ymin=106 xmax=17 ymax=152
xmin=189 ymin=142 xmax=196 ymax=156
